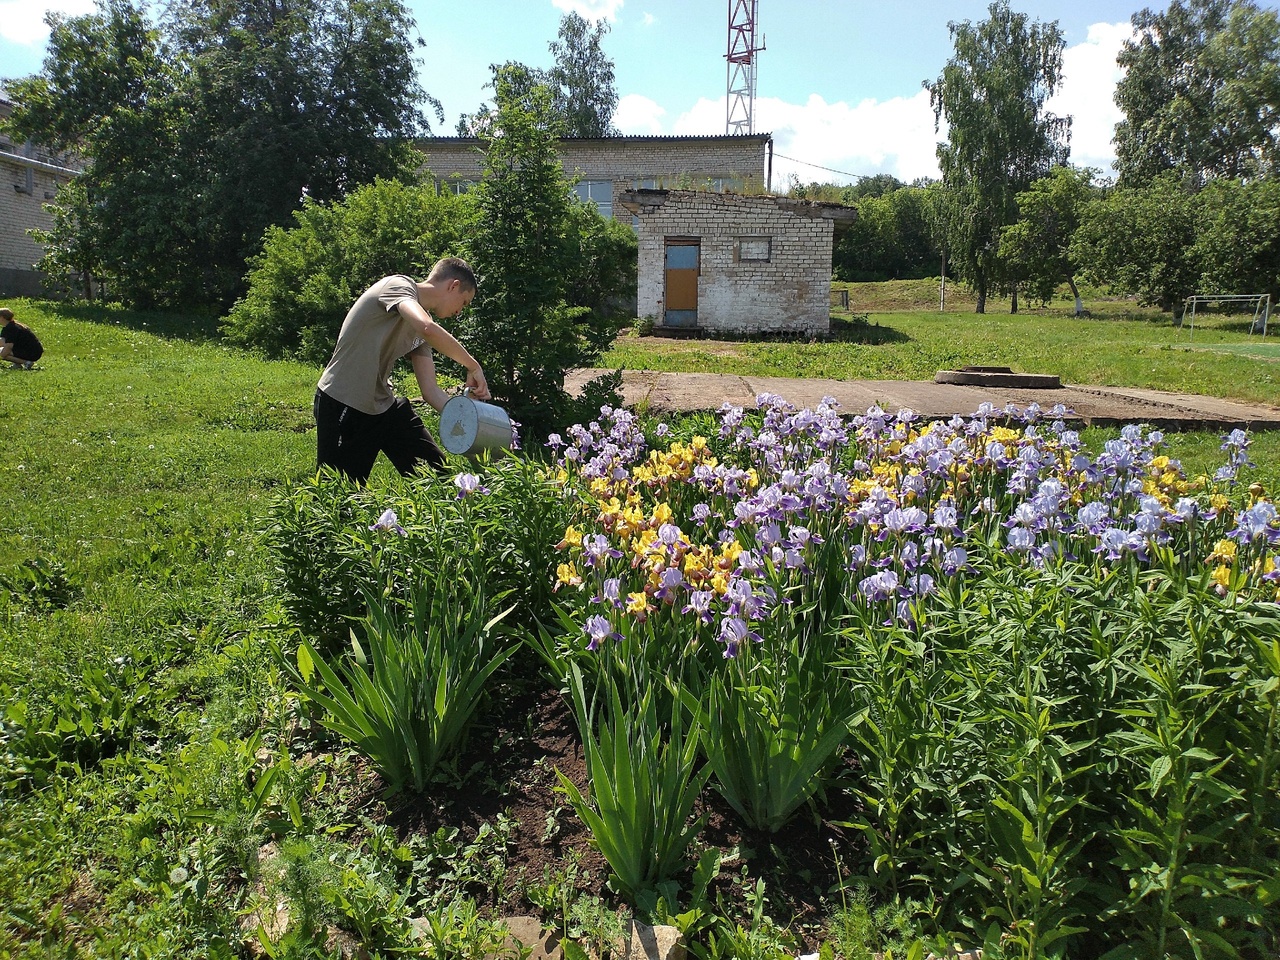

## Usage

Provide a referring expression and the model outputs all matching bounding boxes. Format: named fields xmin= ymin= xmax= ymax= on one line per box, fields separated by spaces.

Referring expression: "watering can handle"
xmin=461 ymin=386 xmax=472 ymax=398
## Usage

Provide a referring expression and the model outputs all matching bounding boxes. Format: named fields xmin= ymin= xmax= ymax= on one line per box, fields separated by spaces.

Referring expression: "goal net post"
xmin=1182 ymin=294 xmax=1270 ymax=339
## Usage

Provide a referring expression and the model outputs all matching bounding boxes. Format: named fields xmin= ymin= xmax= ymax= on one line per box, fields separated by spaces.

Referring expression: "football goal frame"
xmin=1182 ymin=293 xmax=1270 ymax=339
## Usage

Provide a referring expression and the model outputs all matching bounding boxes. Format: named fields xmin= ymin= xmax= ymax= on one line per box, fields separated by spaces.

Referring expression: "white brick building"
xmin=418 ymin=133 xmax=774 ymax=219
xmin=618 ymin=189 xmax=857 ymax=338
xmin=0 ymin=93 xmax=80 ymax=297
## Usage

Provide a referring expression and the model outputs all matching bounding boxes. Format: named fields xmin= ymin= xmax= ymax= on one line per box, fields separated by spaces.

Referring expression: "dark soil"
xmin=382 ymin=680 xmax=866 ymax=952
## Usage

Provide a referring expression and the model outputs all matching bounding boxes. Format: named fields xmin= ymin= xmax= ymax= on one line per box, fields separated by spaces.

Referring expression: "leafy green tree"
xmin=925 ymin=1 xmax=1070 ymax=313
xmin=998 ymin=167 xmax=1098 ymax=314
xmin=1070 ymin=176 xmax=1202 ymax=315
xmin=455 ymin=12 xmax=618 ymax=138
xmin=562 ymin=201 xmax=638 ymax=320
xmin=455 ymin=61 xmax=552 ymax=137
xmin=835 ymin=186 xmax=940 ymax=282
xmin=4 ymin=0 xmax=437 ymax=308
xmin=4 ymin=0 xmax=189 ymax=306
xmin=1114 ymin=0 xmax=1280 ymax=187
xmin=460 ymin=65 xmax=622 ymax=438
xmin=1191 ymin=177 xmax=1280 ymax=306
xmin=547 ymin=12 xmax=619 ymax=138
xmin=841 ymin=173 xmax=907 ymax=201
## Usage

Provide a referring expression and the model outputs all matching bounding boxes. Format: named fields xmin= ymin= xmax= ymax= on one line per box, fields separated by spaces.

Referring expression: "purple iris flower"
xmin=1133 ymin=497 xmax=1169 ymax=536
xmin=370 ymin=508 xmax=407 ymax=536
xmin=943 ymin=546 xmax=968 ymax=575
xmin=932 ymin=500 xmax=960 ymax=534
xmin=1172 ymin=498 xmax=1204 ymax=523
xmin=858 ymin=570 xmax=900 ymax=602
xmin=582 ymin=534 xmax=623 ymax=568
xmin=654 ymin=566 xmax=685 ymax=602
xmin=683 ymin=589 xmax=715 ymax=623
xmin=718 ymin=616 xmax=761 ymax=658
xmin=1076 ymin=501 xmax=1111 ymax=536
xmin=592 ymin=577 xmax=624 ymax=608
xmin=1230 ymin=503 xmax=1279 ymax=546
xmin=1007 ymin=527 xmax=1036 ymax=552
xmin=583 ymin=614 xmax=621 ymax=651
xmin=657 ymin=523 xmax=688 ymax=550
xmin=905 ymin=572 xmax=936 ymax=598
xmin=881 ymin=506 xmax=928 ymax=536
xmin=1098 ymin=527 xmax=1144 ymax=561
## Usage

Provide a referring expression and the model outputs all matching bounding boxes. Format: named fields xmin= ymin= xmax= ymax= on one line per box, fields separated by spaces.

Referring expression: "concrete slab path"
xmin=565 ymin=369 xmax=1280 ymax=432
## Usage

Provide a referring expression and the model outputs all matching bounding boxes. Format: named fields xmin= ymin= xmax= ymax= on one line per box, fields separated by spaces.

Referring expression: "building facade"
xmin=618 ymin=189 xmax=857 ymax=338
xmin=0 ymin=94 xmax=80 ymax=297
xmin=418 ymin=133 xmax=774 ymax=219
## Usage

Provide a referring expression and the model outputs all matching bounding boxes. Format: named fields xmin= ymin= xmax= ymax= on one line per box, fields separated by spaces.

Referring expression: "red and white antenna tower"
xmin=725 ymin=0 xmax=764 ymax=135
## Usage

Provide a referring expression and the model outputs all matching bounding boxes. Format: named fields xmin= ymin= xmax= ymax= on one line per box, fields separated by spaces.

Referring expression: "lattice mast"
xmin=726 ymin=0 xmax=764 ymax=135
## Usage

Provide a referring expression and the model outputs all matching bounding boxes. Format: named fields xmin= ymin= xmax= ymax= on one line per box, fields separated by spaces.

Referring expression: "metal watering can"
xmin=439 ymin=388 xmax=513 ymax=457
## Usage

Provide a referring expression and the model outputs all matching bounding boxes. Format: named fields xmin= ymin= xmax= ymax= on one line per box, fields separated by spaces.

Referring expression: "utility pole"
xmin=726 ymin=0 xmax=764 ymax=135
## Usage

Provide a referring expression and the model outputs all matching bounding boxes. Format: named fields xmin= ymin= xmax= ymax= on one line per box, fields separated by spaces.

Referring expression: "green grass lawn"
xmin=606 ymin=292 xmax=1280 ymax=408
xmin=1 ymin=291 xmax=1278 ymax=957
xmin=1181 ymin=341 xmax=1280 ymax=361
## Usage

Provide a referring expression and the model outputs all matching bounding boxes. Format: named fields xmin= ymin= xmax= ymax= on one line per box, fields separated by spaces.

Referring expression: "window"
xmin=572 ymin=180 xmax=613 ymax=218
xmin=737 ymin=236 xmax=772 ymax=262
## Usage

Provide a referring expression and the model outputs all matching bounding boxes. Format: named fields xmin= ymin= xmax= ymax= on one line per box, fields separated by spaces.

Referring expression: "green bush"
xmin=222 ymin=178 xmax=472 ymax=363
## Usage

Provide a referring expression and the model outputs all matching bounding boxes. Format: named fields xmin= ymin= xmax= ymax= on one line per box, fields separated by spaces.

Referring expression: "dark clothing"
xmin=1 ymin=321 xmax=43 ymax=362
xmin=314 ymin=388 xmax=445 ymax=484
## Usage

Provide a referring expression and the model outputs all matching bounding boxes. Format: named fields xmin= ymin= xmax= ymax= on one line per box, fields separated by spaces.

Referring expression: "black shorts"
xmin=5 ymin=341 xmax=41 ymax=363
xmin=314 ymin=389 xmax=445 ymax=484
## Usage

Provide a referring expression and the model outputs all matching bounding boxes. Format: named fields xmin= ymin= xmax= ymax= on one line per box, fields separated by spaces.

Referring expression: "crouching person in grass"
xmin=0 ymin=308 xmax=44 ymax=370
xmin=314 ymin=257 xmax=491 ymax=484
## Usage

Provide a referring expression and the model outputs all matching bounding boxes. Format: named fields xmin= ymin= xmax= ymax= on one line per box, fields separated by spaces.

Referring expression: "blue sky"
xmin=3 ymin=0 xmax=1277 ymax=187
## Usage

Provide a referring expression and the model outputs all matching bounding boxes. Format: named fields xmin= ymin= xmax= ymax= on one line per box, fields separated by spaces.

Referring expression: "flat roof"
xmin=419 ymin=133 xmax=772 ymax=145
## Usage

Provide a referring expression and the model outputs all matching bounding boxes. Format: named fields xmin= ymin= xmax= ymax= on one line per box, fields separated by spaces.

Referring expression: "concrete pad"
xmin=565 ymin=369 xmax=1280 ymax=432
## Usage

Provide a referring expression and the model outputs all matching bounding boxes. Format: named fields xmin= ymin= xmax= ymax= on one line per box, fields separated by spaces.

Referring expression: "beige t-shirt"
xmin=316 ymin=275 xmax=428 ymax=415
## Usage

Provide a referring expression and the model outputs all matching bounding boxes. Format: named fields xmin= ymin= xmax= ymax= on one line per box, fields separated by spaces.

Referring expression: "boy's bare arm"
xmin=396 ymin=298 xmax=490 ymax=400
xmin=409 ymin=350 xmax=450 ymax=413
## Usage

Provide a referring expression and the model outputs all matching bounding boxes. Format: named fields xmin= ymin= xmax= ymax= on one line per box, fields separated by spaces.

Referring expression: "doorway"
xmin=664 ymin=238 xmax=700 ymax=327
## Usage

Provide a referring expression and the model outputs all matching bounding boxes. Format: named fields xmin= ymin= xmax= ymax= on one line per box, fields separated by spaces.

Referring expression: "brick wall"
xmin=626 ymin=191 xmax=849 ymax=338
xmin=0 ymin=157 xmax=71 ymax=295
xmin=1 ymin=96 xmax=81 ymax=295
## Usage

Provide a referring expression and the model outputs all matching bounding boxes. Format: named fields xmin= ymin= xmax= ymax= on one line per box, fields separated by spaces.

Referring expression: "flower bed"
xmin=270 ymin=398 xmax=1280 ymax=957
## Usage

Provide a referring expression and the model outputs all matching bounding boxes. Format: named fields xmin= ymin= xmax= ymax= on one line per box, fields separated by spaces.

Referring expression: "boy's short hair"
xmin=429 ymin=257 xmax=477 ymax=293
xmin=0 ymin=308 xmax=13 ymax=323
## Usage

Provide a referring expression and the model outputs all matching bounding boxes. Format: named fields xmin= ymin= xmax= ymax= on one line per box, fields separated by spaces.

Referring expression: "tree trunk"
xmin=1067 ymin=275 xmax=1084 ymax=316
xmin=975 ymin=272 xmax=987 ymax=314
xmin=1010 ymin=286 xmax=1019 ymax=314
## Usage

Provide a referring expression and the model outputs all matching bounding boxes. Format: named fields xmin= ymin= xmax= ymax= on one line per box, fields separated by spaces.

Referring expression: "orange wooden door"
xmin=664 ymin=240 xmax=700 ymax=327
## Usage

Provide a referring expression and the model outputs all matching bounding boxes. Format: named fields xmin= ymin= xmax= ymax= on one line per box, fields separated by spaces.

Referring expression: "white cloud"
xmin=551 ymin=0 xmax=624 ymax=22
xmin=0 ymin=0 xmax=95 ymax=45
xmin=669 ymin=89 xmax=942 ymax=189
xmin=612 ymin=20 xmax=1130 ymax=188
xmin=614 ymin=93 xmax=666 ymax=134
xmin=641 ymin=11 xmax=655 ymax=27
xmin=1049 ymin=21 xmax=1133 ymax=177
